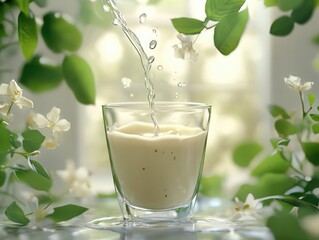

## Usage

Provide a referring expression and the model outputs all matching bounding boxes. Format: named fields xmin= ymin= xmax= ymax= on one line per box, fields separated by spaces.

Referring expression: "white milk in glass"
xmin=107 ymin=122 xmax=207 ymax=209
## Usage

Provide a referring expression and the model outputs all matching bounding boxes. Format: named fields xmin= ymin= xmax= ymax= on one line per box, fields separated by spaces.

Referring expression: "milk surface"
xmin=107 ymin=122 xmax=207 ymax=209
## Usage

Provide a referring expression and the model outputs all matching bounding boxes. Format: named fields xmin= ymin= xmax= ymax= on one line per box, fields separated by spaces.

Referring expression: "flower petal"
xmin=15 ymin=96 xmax=34 ymax=109
xmin=32 ymin=113 xmax=49 ymax=128
xmin=0 ymin=83 xmax=9 ymax=95
xmin=47 ymin=107 xmax=61 ymax=123
xmin=55 ymin=119 xmax=71 ymax=132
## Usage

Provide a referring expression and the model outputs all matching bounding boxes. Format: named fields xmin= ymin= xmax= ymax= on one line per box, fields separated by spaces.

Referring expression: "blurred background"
xmin=1 ymin=0 xmax=319 ymax=196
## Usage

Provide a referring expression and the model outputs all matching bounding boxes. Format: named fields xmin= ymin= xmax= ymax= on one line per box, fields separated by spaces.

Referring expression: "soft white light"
xmin=95 ymin=33 xmax=124 ymax=64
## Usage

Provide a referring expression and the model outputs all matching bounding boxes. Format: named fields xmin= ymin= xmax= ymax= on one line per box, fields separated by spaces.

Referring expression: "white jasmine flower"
xmin=56 ymin=160 xmax=92 ymax=198
xmin=284 ymin=75 xmax=314 ymax=92
xmin=31 ymin=107 xmax=70 ymax=134
xmin=0 ymin=79 xmax=33 ymax=109
xmin=172 ymin=34 xmax=198 ymax=63
xmin=232 ymin=193 xmax=263 ymax=220
xmin=43 ymin=138 xmax=59 ymax=149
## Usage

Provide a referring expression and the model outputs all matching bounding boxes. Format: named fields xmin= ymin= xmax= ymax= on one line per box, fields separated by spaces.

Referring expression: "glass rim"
xmin=102 ymin=101 xmax=211 ymax=110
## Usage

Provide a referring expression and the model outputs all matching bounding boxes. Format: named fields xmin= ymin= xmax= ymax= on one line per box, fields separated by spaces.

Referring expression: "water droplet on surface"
xmin=177 ymin=82 xmax=186 ymax=88
xmin=102 ymin=3 xmax=110 ymax=12
xmin=152 ymin=29 xmax=157 ymax=34
xmin=175 ymin=93 xmax=179 ymax=99
xmin=121 ymin=77 xmax=132 ymax=88
xmin=157 ymin=65 xmax=163 ymax=71
xmin=148 ymin=56 xmax=155 ymax=64
xmin=149 ymin=40 xmax=157 ymax=49
xmin=139 ymin=13 xmax=147 ymax=24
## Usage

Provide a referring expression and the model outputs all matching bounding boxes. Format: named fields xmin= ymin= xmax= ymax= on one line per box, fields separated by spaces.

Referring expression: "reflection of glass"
xmin=102 ymin=102 xmax=211 ymax=222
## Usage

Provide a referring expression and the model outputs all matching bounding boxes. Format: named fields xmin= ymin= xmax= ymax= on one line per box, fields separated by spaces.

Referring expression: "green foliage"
xmin=270 ymin=16 xmax=294 ymax=36
xmin=5 ymin=201 xmax=30 ymax=225
xmin=301 ymin=142 xmax=319 ymax=166
xmin=41 ymin=12 xmax=82 ymax=53
xmin=214 ymin=9 xmax=249 ymax=55
xmin=0 ymin=122 xmax=12 ymax=154
xmin=232 ymin=141 xmax=263 ymax=167
xmin=268 ymin=104 xmax=290 ymax=119
xmin=205 ymin=0 xmax=246 ymax=21
xmin=62 ymin=54 xmax=96 ymax=104
xmin=0 ymin=169 xmax=6 ymax=187
xmin=22 ymin=129 xmax=45 ymax=153
xmin=14 ymin=167 xmax=52 ymax=191
xmin=277 ymin=0 xmax=303 ymax=12
xmin=47 ymin=204 xmax=89 ymax=223
xmin=19 ymin=56 xmax=64 ymax=92
xmin=18 ymin=12 xmax=38 ymax=60
xmin=171 ymin=18 xmax=205 ymax=35
xmin=291 ymin=0 xmax=315 ymax=24
xmin=274 ymin=118 xmax=296 ymax=136
xmin=199 ymin=175 xmax=223 ymax=196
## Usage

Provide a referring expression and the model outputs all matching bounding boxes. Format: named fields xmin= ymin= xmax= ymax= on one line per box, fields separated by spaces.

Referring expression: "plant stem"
xmin=299 ymin=91 xmax=306 ymax=118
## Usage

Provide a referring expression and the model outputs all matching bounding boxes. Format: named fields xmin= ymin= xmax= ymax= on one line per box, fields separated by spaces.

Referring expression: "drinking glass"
xmin=102 ymin=102 xmax=211 ymax=223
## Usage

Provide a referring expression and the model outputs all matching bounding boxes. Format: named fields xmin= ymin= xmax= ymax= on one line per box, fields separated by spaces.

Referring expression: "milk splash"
xmin=101 ymin=0 xmax=159 ymax=135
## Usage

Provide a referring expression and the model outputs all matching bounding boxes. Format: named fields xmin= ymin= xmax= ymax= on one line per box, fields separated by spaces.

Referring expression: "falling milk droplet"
xmin=157 ymin=65 xmax=163 ymax=71
xmin=148 ymin=56 xmax=155 ymax=64
xmin=121 ymin=77 xmax=132 ymax=88
xmin=152 ymin=29 xmax=157 ymax=34
xmin=149 ymin=40 xmax=157 ymax=49
xmin=139 ymin=13 xmax=147 ymax=24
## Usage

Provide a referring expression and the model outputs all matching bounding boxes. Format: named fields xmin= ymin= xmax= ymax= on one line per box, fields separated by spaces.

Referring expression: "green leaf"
xmin=277 ymin=0 xmax=303 ymax=11
xmin=41 ymin=12 xmax=82 ymax=53
xmin=0 ymin=169 xmax=6 ymax=187
xmin=291 ymin=0 xmax=315 ymax=24
xmin=0 ymin=122 xmax=12 ymax=154
xmin=9 ymin=132 xmax=21 ymax=149
xmin=15 ymin=168 xmax=52 ymax=191
xmin=234 ymin=173 xmax=295 ymax=200
xmin=33 ymin=0 xmax=47 ymax=7
xmin=28 ymin=159 xmax=51 ymax=180
xmin=301 ymin=142 xmax=319 ymax=166
xmin=62 ymin=54 xmax=96 ymax=104
xmin=171 ymin=18 xmax=205 ymax=35
xmin=252 ymin=152 xmax=290 ymax=176
xmin=5 ymin=201 xmax=30 ymax=225
xmin=307 ymin=93 xmax=316 ymax=107
xmin=274 ymin=119 xmax=296 ymax=137
xmin=232 ymin=141 xmax=263 ymax=167
xmin=18 ymin=11 xmax=38 ymax=60
xmin=14 ymin=0 xmax=30 ymax=16
xmin=310 ymin=113 xmax=319 ymax=121
xmin=22 ymin=129 xmax=45 ymax=153
xmin=205 ymin=0 xmax=246 ymax=21
xmin=47 ymin=204 xmax=88 ymax=223
xmin=313 ymin=33 xmax=319 ymax=45
xmin=270 ymin=16 xmax=294 ymax=36
xmin=312 ymin=123 xmax=319 ymax=134
xmin=199 ymin=175 xmax=223 ymax=197
xmin=268 ymin=104 xmax=290 ymax=119
xmin=267 ymin=212 xmax=313 ymax=240
xmin=264 ymin=0 xmax=277 ymax=7
xmin=19 ymin=55 xmax=63 ymax=92
xmin=270 ymin=138 xmax=290 ymax=148
xmin=214 ymin=9 xmax=249 ymax=55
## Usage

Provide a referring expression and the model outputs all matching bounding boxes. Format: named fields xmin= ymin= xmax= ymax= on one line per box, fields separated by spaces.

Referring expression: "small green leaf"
xmin=270 ymin=16 xmax=294 ymax=36
xmin=33 ymin=0 xmax=47 ymax=7
xmin=310 ymin=113 xmax=319 ymax=121
xmin=252 ymin=152 xmax=290 ymax=176
xmin=9 ymin=132 xmax=21 ymax=149
xmin=47 ymin=204 xmax=88 ymax=223
xmin=234 ymin=173 xmax=295 ymax=200
xmin=312 ymin=123 xmax=319 ymax=133
xmin=0 ymin=122 xmax=12 ymax=154
xmin=62 ymin=54 xmax=96 ymax=104
xmin=18 ymin=11 xmax=38 ymax=60
xmin=232 ymin=141 xmax=263 ymax=167
xmin=0 ymin=169 xmax=6 ymax=187
xmin=313 ymin=33 xmax=319 ymax=45
xmin=274 ymin=119 xmax=296 ymax=137
xmin=264 ymin=0 xmax=277 ymax=7
xmin=307 ymin=93 xmax=316 ymax=108
xmin=171 ymin=17 xmax=205 ymax=35
xmin=22 ymin=129 xmax=45 ymax=153
xmin=291 ymin=0 xmax=315 ymax=24
xmin=41 ymin=12 xmax=82 ymax=53
xmin=19 ymin=55 xmax=63 ymax=92
xmin=205 ymin=0 xmax=246 ymax=21
xmin=270 ymin=138 xmax=290 ymax=148
xmin=268 ymin=104 xmax=290 ymax=119
xmin=28 ymin=159 xmax=51 ymax=180
xmin=5 ymin=201 xmax=30 ymax=225
xmin=14 ymin=0 xmax=30 ymax=16
xmin=277 ymin=0 xmax=303 ymax=11
xmin=301 ymin=142 xmax=319 ymax=166
xmin=267 ymin=212 xmax=313 ymax=240
xmin=199 ymin=175 xmax=223 ymax=197
xmin=214 ymin=9 xmax=249 ymax=55
xmin=15 ymin=168 xmax=52 ymax=191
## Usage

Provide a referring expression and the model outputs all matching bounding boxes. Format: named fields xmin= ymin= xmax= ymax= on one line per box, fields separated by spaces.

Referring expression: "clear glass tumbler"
xmin=102 ymin=102 xmax=211 ymax=223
